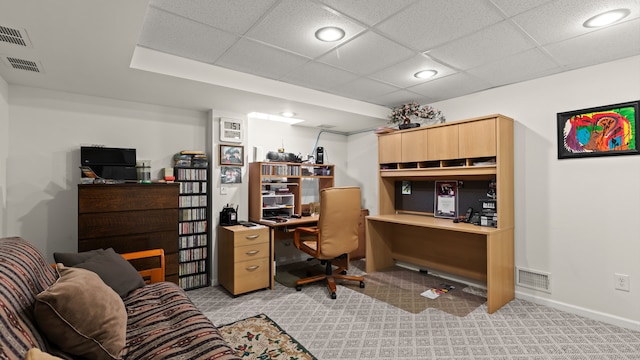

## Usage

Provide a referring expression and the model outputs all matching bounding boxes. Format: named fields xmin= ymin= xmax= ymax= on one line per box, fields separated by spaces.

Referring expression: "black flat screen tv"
xmin=81 ymin=146 xmax=137 ymax=180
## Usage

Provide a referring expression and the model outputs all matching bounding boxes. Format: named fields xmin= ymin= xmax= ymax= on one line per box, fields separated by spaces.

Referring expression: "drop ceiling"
xmin=1 ymin=0 xmax=639 ymax=133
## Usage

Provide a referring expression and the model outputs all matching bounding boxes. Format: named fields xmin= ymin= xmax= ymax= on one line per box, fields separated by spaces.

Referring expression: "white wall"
xmin=0 ymin=74 xmax=8 ymax=237
xmin=347 ymin=55 xmax=640 ymax=330
xmin=7 ymin=86 xmax=207 ymax=260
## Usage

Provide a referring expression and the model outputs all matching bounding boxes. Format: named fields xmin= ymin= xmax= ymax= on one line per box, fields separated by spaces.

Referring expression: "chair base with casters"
xmin=294 ymin=254 xmax=365 ymax=299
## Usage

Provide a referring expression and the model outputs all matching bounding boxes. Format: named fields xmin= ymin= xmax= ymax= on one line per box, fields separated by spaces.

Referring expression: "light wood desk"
xmin=256 ymin=215 xmax=319 ymax=289
xmin=366 ymin=214 xmax=514 ymax=314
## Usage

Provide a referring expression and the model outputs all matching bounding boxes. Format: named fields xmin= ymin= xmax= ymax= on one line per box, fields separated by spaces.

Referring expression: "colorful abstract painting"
xmin=557 ymin=101 xmax=639 ymax=159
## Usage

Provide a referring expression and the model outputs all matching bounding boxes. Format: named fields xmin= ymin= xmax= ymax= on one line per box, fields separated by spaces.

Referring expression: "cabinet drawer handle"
xmin=245 ymin=235 xmax=260 ymax=240
xmin=245 ymin=250 xmax=260 ymax=256
xmin=246 ymin=265 xmax=260 ymax=271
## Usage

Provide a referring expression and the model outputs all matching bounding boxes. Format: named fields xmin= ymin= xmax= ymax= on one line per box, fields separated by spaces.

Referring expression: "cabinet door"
xmin=459 ymin=119 xmax=496 ymax=158
xmin=378 ymin=133 xmax=402 ymax=163
xmin=401 ymin=130 xmax=427 ymax=162
xmin=427 ymin=125 xmax=458 ymax=160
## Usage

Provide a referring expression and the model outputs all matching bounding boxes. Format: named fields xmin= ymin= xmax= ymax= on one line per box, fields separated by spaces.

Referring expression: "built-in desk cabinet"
xmin=371 ymin=114 xmax=514 ymax=313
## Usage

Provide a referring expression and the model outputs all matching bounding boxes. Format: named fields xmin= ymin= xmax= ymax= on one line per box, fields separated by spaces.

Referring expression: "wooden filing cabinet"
xmin=218 ymin=225 xmax=270 ymax=296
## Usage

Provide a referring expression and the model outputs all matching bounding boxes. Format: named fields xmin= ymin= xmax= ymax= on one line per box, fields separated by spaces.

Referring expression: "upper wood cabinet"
xmin=427 ymin=124 xmax=458 ymax=160
xmin=401 ymin=131 xmax=428 ymax=162
xmin=376 ymin=114 xmax=514 ymax=228
xmin=378 ymin=132 xmax=402 ymax=164
xmin=459 ymin=118 xmax=496 ymax=158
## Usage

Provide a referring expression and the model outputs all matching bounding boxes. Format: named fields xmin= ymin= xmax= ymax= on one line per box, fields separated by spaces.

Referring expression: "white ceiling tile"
xmin=408 ymin=72 xmax=492 ymax=101
xmin=215 ymin=38 xmax=309 ymax=80
xmin=149 ymin=0 xmax=279 ymax=34
xmin=329 ymin=77 xmax=400 ymax=101
xmin=318 ymin=31 xmax=414 ymax=75
xmin=490 ymin=0 xmax=555 ymax=16
xmin=368 ymin=89 xmax=434 ymax=108
xmin=428 ymin=21 xmax=536 ymax=70
xmin=280 ymin=61 xmax=360 ymax=91
xmin=138 ymin=7 xmax=239 ymax=64
xmin=376 ymin=0 xmax=505 ymax=50
xmin=245 ymin=0 xmax=366 ymax=59
xmin=468 ymin=48 xmax=561 ymax=87
xmin=512 ymin=0 xmax=640 ymax=45
xmin=544 ymin=18 xmax=640 ymax=70
xmin=318 ymin=0 xmax=415 ymax=26
xmin=369 ymin=54 xmax=456 ymax=88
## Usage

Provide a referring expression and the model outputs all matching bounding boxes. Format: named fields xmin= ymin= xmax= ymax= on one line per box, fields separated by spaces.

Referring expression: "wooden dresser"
xmin=77 ymin=183 xmax=180 ymax=284
xmin=218 ymin=225 xmax=270 ymax=296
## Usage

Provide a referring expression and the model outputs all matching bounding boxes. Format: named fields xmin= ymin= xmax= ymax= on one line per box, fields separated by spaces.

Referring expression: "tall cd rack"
xmin=175 ymin=166 xmax=209 ymax=290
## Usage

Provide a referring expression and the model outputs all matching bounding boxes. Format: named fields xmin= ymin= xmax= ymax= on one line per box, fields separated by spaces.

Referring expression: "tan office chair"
xmin=293 ymin=186 xmax=365 ymax=299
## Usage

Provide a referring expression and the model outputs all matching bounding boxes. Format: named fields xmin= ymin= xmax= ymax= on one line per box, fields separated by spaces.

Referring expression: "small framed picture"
xmin=221 ymin=166 xmax=242 ymax=184
xmin=434 ymin=180 xmax=458 ymax=219
xmin=219 ymin=144 xmax=244 ymax=166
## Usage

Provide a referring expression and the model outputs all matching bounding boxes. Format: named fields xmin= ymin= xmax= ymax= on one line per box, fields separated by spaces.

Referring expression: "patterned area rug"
xmin=219 ymin=313 xmax=317 ymax=360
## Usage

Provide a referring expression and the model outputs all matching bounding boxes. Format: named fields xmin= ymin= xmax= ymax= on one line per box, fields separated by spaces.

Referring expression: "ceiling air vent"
xmin=316 ymin=124 xmax=336 ymax=129
xmin=2 ymin=56 xmax=42 ymax=73
xmin=0 ymin=26 xmax=32 ymax=47
xmin=516 ymin=267 xmax=551 ymax=293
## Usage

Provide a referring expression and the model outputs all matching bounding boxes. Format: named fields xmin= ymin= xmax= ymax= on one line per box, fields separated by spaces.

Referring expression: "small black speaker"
xmin=316 ymin=147 xmax=324 ymax=164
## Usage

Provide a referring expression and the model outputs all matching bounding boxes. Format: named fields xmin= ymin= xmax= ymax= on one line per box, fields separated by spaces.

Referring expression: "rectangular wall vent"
xmin=516 ymin=267 xmax=551 ymax=293
xmin=2 ymin=56 xmax=42 ymax=73
xmin=0 ymin=26 xmax=32 ymax=47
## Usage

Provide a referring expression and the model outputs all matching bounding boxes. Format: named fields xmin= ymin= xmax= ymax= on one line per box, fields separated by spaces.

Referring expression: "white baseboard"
xmin=515 ymin=291 xmax=640 ymax=332
xmin=397 ymin=261 xmax=640 ymax=331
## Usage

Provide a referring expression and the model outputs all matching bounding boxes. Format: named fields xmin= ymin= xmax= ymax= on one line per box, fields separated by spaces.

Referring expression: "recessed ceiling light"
xmin=280 ymin=112 xmax=296 ymax=118
xmin=583 ymin=8 xmax=630 ymax=28
xmin=414 ymin=70 xmax=437 ymax=79
xmin=315 ymin=27 xmax=345 ymax=42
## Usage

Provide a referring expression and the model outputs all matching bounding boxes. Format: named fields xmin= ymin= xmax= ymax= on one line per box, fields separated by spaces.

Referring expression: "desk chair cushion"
xmin=315 ymin=186 xmax=361 ymax=259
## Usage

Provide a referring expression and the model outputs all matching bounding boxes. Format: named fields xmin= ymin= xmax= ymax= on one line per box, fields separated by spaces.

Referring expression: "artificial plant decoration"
xmin=389 ymin=102 xmax=445 ymax=129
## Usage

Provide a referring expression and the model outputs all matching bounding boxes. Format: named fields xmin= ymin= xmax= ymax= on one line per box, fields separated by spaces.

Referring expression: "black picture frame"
xmin=434 ymin=180 xmax=458 ymax=219
xmin=557 ymin=100 xmax=639 ymax=159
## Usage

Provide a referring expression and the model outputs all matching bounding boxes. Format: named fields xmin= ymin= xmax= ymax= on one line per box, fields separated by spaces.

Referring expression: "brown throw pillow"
xmin=54 ymin=248 xmax=145 ymax=298
xmin=34 ymin=265 xmax=127 ymax=360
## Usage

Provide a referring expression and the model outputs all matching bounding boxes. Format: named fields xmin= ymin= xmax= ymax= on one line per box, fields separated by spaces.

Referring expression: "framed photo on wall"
xmin=434 ymin=180 xmax=458 ymax=219
xmin=219 ymin=144 xmax=244 ymax=166
xmin=221 ymin=166 xmax=241 ymax=184
xmin=557 ymin=100 xmax=639 ymax=159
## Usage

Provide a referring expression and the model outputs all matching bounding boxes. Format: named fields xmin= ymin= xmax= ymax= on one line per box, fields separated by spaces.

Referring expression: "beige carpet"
xmin=275 ymin=259 xmax=486 ymax=316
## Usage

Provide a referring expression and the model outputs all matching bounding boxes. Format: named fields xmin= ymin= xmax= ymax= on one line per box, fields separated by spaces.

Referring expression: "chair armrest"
xmin=294 ymin=226 xmax=319 ymax=251
xmin=121 ymin=249 xmax=165 ymax=284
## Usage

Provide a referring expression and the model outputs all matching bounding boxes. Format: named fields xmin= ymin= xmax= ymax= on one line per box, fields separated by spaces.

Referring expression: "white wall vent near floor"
xmin=2 ymin=56 xmax=42 ymax=73
xmin=0 ymin=26 xmax=32 ymax=47
xmin=516 ymin=267 xmax=551 ymax=293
